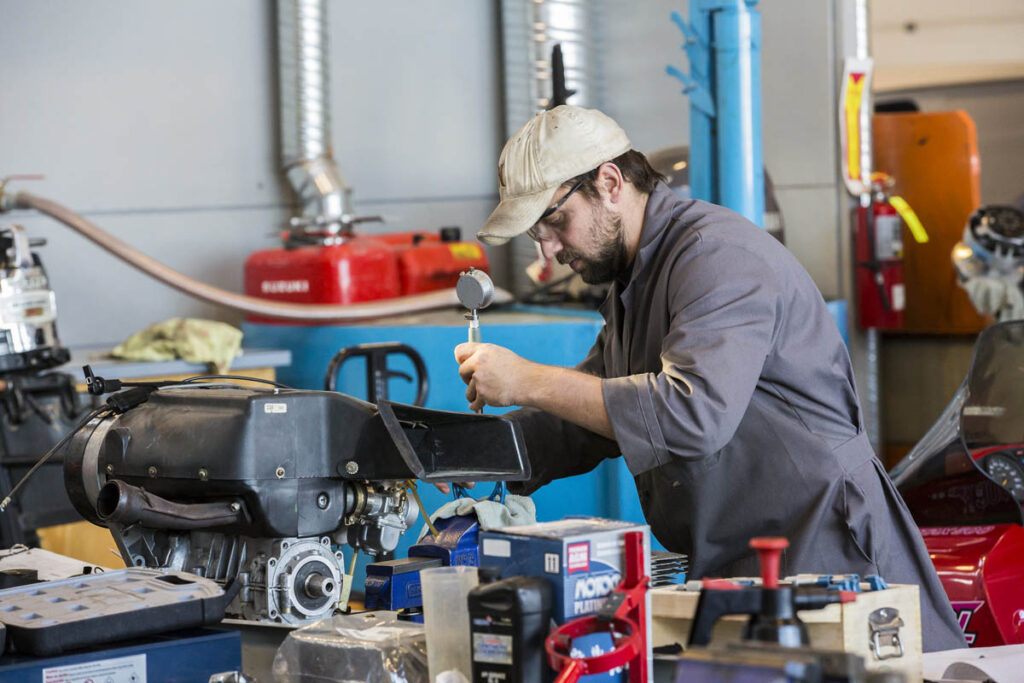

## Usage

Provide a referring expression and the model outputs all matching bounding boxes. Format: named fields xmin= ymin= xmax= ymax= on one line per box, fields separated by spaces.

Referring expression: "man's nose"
xmin=539 ymin=237 xmax=562 ymax=261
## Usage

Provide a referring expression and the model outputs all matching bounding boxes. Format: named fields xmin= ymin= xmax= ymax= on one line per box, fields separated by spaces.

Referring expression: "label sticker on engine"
xmin=43 ymin=653 xmax=146 ymax=682
xmin=264 ymin=403 xmax=287 ymax=414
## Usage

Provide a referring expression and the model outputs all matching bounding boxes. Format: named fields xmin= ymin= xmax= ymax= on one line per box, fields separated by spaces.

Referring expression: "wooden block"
xmin=36 ymin=521 xmax=125 ymax=568
xmin=651 ymin=582 xmax=922 ymax=681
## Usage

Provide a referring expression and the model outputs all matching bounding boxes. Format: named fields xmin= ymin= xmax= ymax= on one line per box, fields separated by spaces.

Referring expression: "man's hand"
xmin=433 ymin=481 xmax=475 ymax=496
xmin=454 ymin=342 xmax=616 ymax=440
xmin=455 ymin=342 xmax=539 ymax=411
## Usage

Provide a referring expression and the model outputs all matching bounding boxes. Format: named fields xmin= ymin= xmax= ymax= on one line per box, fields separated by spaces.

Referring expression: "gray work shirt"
xmin=509 ymin=182 xmax=965 ymax=651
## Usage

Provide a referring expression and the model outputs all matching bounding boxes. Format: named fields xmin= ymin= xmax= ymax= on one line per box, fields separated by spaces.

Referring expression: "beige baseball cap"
xmin=477 ymin=105 xmax=632 ymax=245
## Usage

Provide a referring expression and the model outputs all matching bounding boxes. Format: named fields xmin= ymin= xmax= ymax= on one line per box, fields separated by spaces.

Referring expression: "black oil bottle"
xmin=468 ymin=571 xmax=553 ymax=683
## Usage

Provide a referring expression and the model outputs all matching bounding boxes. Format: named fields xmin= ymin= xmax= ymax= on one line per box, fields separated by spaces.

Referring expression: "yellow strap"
xmin=889 ymin=196 xmax=929 ymax=243
xmin=406 ymin=480 xmax=440 ymax=538
xmin=348 ymin=550 xmax=359 ymax=576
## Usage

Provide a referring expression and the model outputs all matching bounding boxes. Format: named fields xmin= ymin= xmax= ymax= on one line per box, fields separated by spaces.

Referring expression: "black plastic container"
xmin=468 ymin=575 xmax=553 ymax=683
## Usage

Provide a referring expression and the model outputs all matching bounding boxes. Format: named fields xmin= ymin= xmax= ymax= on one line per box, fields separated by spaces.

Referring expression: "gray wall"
xmin=0 ymin=0 xmax=504 ymax=347
xmin=1 ymin=0 xmax=846 ymax=350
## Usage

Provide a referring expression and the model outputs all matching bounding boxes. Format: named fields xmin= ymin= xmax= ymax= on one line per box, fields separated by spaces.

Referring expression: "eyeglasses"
xmin=527 ymin=179 xmax=584 ymax=241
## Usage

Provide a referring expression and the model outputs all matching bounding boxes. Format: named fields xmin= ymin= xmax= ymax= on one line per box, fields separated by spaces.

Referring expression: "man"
xmin=455 ymin=105 xmax=965 ymax=651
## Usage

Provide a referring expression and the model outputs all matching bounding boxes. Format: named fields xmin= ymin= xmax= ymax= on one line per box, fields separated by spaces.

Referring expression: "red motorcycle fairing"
xmin=921 ymin=524 xmax=1024 ymax=647
xmin=892 ymin=321 xmax=1024 ymax=647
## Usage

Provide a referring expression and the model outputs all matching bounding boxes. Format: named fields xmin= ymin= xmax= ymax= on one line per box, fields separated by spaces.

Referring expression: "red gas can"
xmin=244 ymin=236 xmax=401 ymax=323
xmin=397 ymin=241 xmax=489 ymax=295
xmin=244 ymin=228 xmax=490 ymax=322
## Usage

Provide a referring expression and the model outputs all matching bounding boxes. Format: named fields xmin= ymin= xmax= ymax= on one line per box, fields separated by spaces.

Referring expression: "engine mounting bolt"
xmin=198 ymin=468 xmax=208 ymax=481
xmin=345 ymin=461 xmax=359 ymax=475
xmin=147 ymin=466 xmax=157 ymax=478
xmin=275 ymin=466 xmax=286 ymax=479
xmin=317 ymin=492 xmax=329 ymax=509
xmin=105 ymin=464 xmax=114 ymax=475
xmin=229 ymin=501 xmax=241 ymax=512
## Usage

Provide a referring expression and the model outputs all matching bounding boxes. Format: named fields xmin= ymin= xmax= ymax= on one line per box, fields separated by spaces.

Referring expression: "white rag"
xmin=418 ymin=494 xmax=536 ymax=541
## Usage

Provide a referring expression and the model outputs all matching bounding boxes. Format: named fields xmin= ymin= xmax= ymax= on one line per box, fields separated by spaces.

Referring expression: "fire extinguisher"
xmin=854 ymin=173 xmax=928 ymax=330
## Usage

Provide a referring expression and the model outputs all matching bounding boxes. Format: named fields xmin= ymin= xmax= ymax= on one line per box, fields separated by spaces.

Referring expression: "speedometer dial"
xmin=982 ymin=452 xmax=1024 ymax=502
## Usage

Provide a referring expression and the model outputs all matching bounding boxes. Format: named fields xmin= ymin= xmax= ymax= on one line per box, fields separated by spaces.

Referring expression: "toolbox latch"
xmin=868 ymin=606 xmax=905 ymax=660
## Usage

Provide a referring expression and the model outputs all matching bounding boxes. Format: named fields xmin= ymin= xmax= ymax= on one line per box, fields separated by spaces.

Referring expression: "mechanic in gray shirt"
xmin=456 ymin=105 xmax=965 ymax=651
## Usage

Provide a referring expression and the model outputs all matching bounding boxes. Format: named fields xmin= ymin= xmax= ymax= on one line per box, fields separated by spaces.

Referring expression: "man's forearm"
xmin=520 ymin=363 xmax=615 ymax=440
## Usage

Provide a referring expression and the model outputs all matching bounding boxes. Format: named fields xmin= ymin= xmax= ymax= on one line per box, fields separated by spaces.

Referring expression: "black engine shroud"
xmin=64 ymin=385 xmax=530 ymax=539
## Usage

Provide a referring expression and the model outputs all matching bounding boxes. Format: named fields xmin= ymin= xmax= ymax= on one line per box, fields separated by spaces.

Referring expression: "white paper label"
xmin=482 ymin=538 xmax=511 ymax=558
xmin=473 ymin=633 xmax=514 ymax=665
xmin=43 ymin=653 xmax=146 ymax=683
xmin=264 ymin=403 xmax=287 ymax=414
xmin=891 ymin=283 xmax=906 ymax=312
xmin=963 ymin=406 xmax=1006 ymax=418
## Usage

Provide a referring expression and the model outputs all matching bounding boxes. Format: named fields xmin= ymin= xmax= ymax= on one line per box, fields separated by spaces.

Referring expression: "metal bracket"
xmin=666 ymin=12 xmax=716 ymax=118
xmin=665 ymin=66 xmax=716 ymax=117
xmin=0 ymin=174 xmax=45 ymax=213
xmin=868 ymin=606 xmax=905 ymax=660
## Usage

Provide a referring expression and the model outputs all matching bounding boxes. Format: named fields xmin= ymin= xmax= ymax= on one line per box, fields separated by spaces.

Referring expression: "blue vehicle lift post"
xmin=668 ymin=0 xmax=764 ymax=229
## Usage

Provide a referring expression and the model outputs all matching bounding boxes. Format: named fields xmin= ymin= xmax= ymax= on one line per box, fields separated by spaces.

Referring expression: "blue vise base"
xmin=364 ymin=514 xmax=481 ymax=611
xmin=364 ymin=556 xmax=442 ymax=610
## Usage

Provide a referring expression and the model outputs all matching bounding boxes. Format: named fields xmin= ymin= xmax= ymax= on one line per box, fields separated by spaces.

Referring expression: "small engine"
xmin=0 ymin=224 xmax=69 ymax=373
xmin=953 ymin=205 xmax=1024 ymax=321
xmin=63 ymin=384 xmax=528 ymax=625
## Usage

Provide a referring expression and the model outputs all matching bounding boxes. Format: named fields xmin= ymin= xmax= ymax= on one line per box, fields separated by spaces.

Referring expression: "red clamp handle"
xmin=750 ymin=537 xmax=788 ymax=588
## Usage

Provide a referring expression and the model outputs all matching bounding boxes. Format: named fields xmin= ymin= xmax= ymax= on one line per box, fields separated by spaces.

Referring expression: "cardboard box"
xmin=479 ymin=518 xmax=653 ymax=682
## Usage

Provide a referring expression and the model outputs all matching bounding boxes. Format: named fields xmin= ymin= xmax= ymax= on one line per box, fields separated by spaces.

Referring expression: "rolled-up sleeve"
xmin=507 ymin=324 xmax=620 ymax=495
xmin=602 ymin=237 xmax=780 ymax=476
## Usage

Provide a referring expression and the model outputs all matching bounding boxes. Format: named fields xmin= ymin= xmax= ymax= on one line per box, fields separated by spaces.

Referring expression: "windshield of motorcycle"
xmin=889 ymin=321 xmax=1024 ymax=527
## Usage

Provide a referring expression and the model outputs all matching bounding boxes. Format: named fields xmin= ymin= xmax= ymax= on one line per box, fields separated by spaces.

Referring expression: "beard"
xmin=556 ymin=202 xmax=630 ymax=284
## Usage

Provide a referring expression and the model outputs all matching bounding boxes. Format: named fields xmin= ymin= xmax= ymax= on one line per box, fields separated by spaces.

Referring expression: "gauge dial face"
xmin=982 ymin=452 xmax=1024 ymax=502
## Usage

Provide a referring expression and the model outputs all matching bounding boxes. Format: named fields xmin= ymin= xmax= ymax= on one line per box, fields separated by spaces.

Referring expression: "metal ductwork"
xmin=278 ymin=0 xmax=352 ymax=233
xmin=500 ymin=0 xmax=602 ymax=295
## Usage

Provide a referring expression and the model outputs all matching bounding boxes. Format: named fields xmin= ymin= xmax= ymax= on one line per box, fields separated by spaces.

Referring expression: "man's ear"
xmin=595 ymin=162 xmax=625 ymax=204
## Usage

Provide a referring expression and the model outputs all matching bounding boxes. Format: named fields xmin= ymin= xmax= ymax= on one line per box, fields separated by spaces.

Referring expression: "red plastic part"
xmin=547 ymin=616 xmax=641 ymax=682
xmin=545 ymin=530 xmax=649 ymax=682
xmin=373 ymin=231 xmax=439 ymax=246
xmin=396 ymin=241 xmax=489 ymax=295
xmin=923 ymin=524 xmax=1024 ymax=647
xmin=750 ymin=537 xmax=789 ymax=589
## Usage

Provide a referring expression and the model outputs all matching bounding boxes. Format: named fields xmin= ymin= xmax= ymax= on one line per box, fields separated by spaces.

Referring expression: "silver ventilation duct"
xmin=500 ymin=0 xmax=602 ymax=295
xmin=278 ymin=0 xmax=351 ymax=233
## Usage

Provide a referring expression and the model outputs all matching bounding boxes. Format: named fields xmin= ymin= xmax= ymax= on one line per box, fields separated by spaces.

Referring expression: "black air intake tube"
xmin=96 ymin=479 xmax=244 ymax=530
